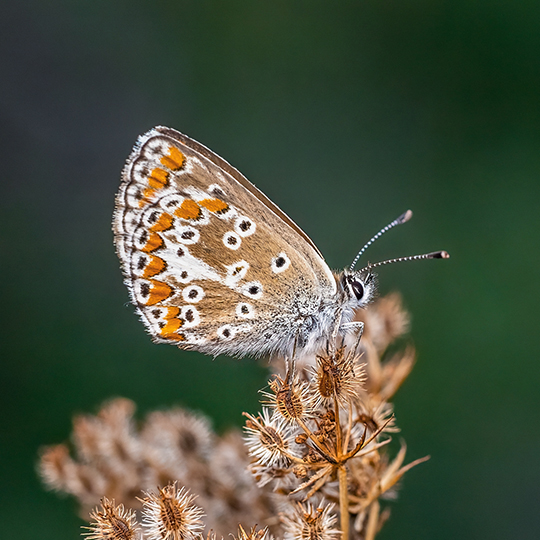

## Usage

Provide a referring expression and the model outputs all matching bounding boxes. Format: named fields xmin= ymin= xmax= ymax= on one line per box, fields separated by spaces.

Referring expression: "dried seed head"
xmin=355 ymin=400 xmax=398 ymax=438
xmin=292 ymin=464 xmax=308 ymax=478
xmin=281 ymin=501 xmax=340 ymax=540
xmin=84 ymin=497 xmax=138 ymax=540
xmin=265 ymin=375 xmax=315 ymax=423
xmin=141 ymin=483 xmax=204 ymax=540
xmin=313 ymin=348 xmax=365 ymax=407
xmin=243 ymin=408 xmax=295 ymax=467
xmin=234 ymin=525 xmax=273 ymax=540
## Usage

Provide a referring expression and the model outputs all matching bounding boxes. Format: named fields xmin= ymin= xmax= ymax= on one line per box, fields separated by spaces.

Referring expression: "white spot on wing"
xmin=240 ymin=281 xmax=264 ymax=300
xmin=217 ymin=324 xmax=235 ymax=340
xmin=180 ymin=306 xmax=200 ymax=328
xmin=236 ymin=302 xmax=255 ymax=319
xmin=175 ymin=225 xmax=200 ymax=244
xmin=271 ymin=252 xmax=291 ymax=274
xmin=234 ymin=216 xmax=256 ymax=237
xmin=224 ymin=260 xmax=250 ymax=286
xmin=182 ymin=285 xmax=205 ymax=303
xmin=223 ymin=231 xmax=241 ymax=250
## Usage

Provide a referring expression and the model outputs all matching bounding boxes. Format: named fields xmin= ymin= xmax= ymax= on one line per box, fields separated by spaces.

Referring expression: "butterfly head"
xmin=341 ymin=209 xmax=449 ymax=311
xmin=341 ymin=268 xmax=377 ymax=308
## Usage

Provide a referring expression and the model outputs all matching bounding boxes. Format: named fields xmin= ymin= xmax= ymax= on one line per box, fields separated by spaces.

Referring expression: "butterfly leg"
xmin=340 ymin=321 xmax=364 ymax=336
xmin=341 ymin=321 xmax=365 ymax=356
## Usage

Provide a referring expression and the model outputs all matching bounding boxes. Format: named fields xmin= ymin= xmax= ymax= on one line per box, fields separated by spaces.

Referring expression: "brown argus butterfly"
xmin=113 ymin=127 xmax=448 ymax=358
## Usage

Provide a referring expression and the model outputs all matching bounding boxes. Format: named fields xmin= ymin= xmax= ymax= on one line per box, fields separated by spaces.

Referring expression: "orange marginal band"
xmin=142 ymin=255 xmax=167 ymax=279
xmin=149 ymin=212 xmax=174 ymax=232
xmin=160 ymin=146 xmax=185 ymax=171
xmin=160 ymin=317 xmax=184 ymax=337
xmin=139 ymin=187 xmax=157 ymax=206
xmin=146 ymin=280 xmax=172 ymax=305
xmin=141 ymin=232 xmax=164 ymax=252
xmin=148 ymin=167 xmax=169 ymax=189
xmin=199 ymin=198 xmax=229 ymax=213
xmin=175 ymin=199 xmax=202 ymax=220
xmin=162 ymin=306 xmax=180 ymax=319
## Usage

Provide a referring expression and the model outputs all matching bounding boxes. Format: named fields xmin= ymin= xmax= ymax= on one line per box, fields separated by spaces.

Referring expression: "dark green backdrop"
xmin=2 ymin=1 xmax=539 ymax=539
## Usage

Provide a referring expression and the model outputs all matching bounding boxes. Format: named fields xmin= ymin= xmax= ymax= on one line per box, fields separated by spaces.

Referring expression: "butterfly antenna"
xmin=349 ymin=209 xmax=413 ymax=270
xmin=360 ymin=250 xmax=450 ymax=272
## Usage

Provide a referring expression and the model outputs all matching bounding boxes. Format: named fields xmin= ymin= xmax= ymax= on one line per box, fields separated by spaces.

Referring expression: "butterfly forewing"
xmin=113 ymin=127 xmax=336 ymax=357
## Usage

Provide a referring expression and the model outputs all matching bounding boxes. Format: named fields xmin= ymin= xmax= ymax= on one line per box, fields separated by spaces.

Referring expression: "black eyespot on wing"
xmin=227 ymin=235 xmax=238 ymax=245
xmin=181 ymin=230 xmax=195 ymax=240
xmin=180 ymin=271 xmax=188 ymax=279
xmin=241 ymin=305 xmax=249 ymax=314
xmin=222 ymin=328 xmax=231 ymax=338
xmin=239 ymin=220 xmax=251 ymax=231
xmin=177 ymin=247 xmax=185 ymax=257
xmin=185 ymin=309 xmax=194 ymax=322
xmin=188 ymin=289 xmax=198 ymax=299
xmin=140 ymin=282 xmax=150 ymax=297
xmin=275 ymin=256 xmax=286 ymax=268
xmin=248 ymin=285 xmax=259 ymax=295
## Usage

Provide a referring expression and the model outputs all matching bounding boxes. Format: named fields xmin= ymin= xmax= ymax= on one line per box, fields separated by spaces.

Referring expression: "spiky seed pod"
xmin=141 ymin=483 xmax=204 ymax=540
xmin=234 ymin=525 xmax=273 ymax=540
xmin=312 ymin=348 xmax=365 ymax=407
xmin=264 ymin=375 xmax=315 ymax=423
xmin=281 ymin=501 xmax=340 ymax=540
xmin=243 ymin=408 xmax=296 ymax=467
xmin=84 ymin=498 xmax=139 ymax=540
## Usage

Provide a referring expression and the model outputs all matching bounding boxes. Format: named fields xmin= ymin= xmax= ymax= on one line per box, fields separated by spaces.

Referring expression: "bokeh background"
xmin=2 ymin=1 xmax=539 ymax=539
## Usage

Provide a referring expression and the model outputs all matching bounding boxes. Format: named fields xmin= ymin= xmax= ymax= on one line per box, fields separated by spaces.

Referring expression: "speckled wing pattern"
xmin=113 ymin=127 xmax=337 ymax=357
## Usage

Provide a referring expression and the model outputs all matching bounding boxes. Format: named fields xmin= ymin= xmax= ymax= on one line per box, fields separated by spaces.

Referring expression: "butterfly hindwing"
xmin=113 ymin=127 xmax=337 ymax=356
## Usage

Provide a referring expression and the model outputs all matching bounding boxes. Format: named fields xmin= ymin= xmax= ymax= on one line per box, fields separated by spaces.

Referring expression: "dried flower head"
xmin=264 ymin=372 xmax=316 ymax=424
xmin=234 ymin=525 xmax=273 ymax=540
xmin=141 ymin=483 xmax=204 ymax=540
xmin=39 ymin=293 xmax=429 ymax=540
xmin=312 ymin=347 xmax=365 ymax=407
xmin=84 ymin=497 xmax=139 ymax=540
xmin=281 ymin=501 xmax=340 ymax=540
xmin=244 ymin=408 xmax=297 ymax=467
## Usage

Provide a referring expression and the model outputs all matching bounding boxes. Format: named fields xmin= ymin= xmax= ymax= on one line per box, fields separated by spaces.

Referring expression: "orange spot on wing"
xmin=139 ymin=187 xmax=157 ymax=206
xmin=148 ymin=167 xmax=169 ymax=189
xmin=163 ymin=306 xmax=180 ymax=319
xmin=175 ymin=199 xmax=202 ymax=220
xmin=160 ymin=146 xmax=185 ymax=170
xmin=160 ymin=317 xmax=184 ymax=338
xmin=141 ymin=232 xmax=164 ymax=252
xmin=149 ymin=212 xmax=174 ymax=232
xmin=146 ymin=280 xmax=172 ymax=305
xmin=199 ymin=198 xmax=229 ymax=213
xmin=142 ymin=255 xmax=167 ymax=278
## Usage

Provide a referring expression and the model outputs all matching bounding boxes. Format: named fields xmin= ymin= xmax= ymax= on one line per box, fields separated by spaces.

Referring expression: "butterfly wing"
xmin=113 ymin=127 xmax=337 ymax=357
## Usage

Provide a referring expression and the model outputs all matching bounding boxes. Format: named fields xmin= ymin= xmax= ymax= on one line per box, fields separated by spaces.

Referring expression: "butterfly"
xmin=113 ymin=126 xmax=448 ymax=359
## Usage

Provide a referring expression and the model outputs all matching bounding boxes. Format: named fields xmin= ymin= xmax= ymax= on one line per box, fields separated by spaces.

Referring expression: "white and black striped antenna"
xmin=359 ymin=250 xmax=450 ymax=273
xmin=349 ymin=209 xmax=413 ymax=270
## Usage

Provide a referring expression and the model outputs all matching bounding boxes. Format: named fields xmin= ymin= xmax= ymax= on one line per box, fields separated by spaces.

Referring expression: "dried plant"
xmin=40 ymin=293 xmax=426 ymax=540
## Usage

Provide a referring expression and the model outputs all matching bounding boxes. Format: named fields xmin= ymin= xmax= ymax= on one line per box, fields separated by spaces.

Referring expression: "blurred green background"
xmin=1 ymin=1 xmax=539 ymax=538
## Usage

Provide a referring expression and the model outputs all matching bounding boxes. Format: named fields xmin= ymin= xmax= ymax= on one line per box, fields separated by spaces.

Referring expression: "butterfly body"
xmin=114 ymin=127 xmax=376 ymax=358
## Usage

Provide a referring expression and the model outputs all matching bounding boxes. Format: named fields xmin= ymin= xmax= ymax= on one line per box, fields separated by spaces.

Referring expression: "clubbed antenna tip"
xmin=362 ymin=249 xmax=450 ymax=271
xmin=397 ymin=209 xmax=413 ymax=224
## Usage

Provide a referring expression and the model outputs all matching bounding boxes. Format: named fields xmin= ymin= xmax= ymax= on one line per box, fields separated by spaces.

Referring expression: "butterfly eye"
xmin=350 ymin=280 xmax=364 ymax=301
